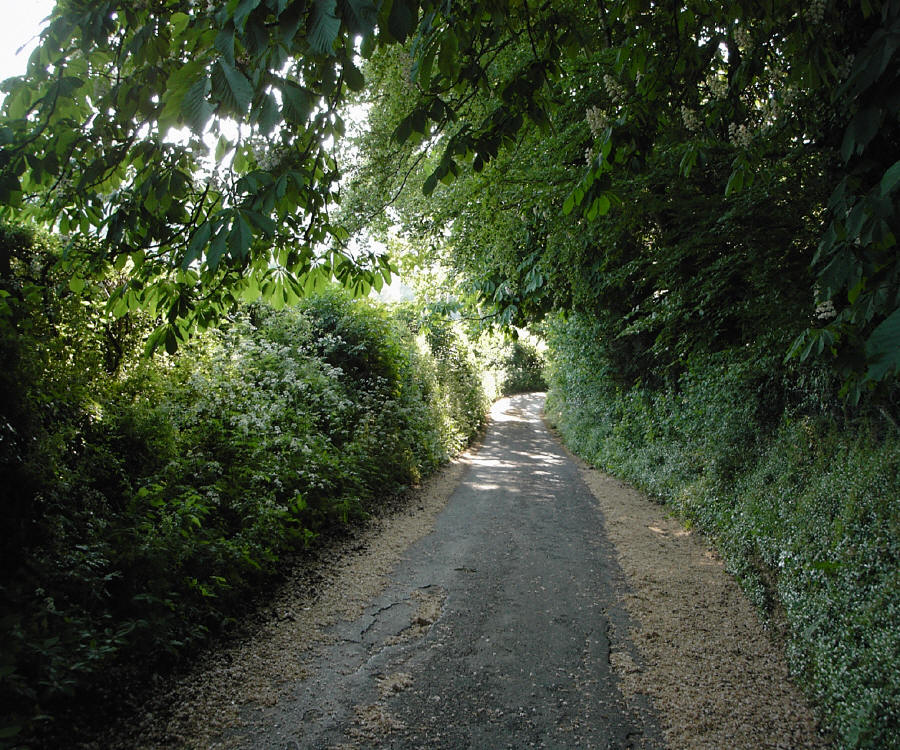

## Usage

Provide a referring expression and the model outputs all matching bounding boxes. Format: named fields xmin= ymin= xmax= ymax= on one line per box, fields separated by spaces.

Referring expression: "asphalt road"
xmin=242 ymin=393 xmax=662 ymax=749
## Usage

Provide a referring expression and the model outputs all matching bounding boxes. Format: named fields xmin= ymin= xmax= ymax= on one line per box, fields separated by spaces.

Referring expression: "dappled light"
xmin=459 ymin=394 xmax=582 ymax=508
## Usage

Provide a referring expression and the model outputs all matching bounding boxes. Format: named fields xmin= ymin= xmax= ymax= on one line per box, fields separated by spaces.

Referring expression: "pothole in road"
xmin=341 ymin=587 xmax=447 ymax=749
xmin=352 ymin=585 xmax=446 ymax=649
xmin=385 ymin=586 xmax=447 ymax=646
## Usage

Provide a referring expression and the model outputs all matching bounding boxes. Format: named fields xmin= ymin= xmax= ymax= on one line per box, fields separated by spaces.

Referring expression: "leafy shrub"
xmin=489 ymin=338 xmax=547 ymax=396
xmin=471 ymin=329 xmax=547 ymax=399
xmin=544 ymin=311 xmax=900 ymax=749
xmin=1 ymin=224 xmax=157 ymax=743
xmin=421 ymin=317 xmax=490 ymax=447
xmin=0 ymin=268 xmax=487 ymax=746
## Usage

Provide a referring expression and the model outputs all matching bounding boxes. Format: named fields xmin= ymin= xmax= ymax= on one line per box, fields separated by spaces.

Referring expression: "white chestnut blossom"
xmin=707 ymin=74 xmax=728 ymax=100
xmin=728 ymin=122 xmax=753 ymax=148
xmin=53 ymin=174 xmax=73 ymax=198
xmin=838 ymin=54 xmax=855 ymax=81
xmin=806 ymin=0 xmax=827 ymax=25
xmin=681 ymin=106 xmax=702 ymax=132
xmin=733 ymin=26 xmax=753 ymax=50
xmin=603 ymin=74 xmax=627 ymax=105
xmin=585 ymin=106 xmax=610 ymax=139
xmin=251 ymin=142 xmax=287 ymax=171
xmin=816 ymin=299 xmax=837 ymax=320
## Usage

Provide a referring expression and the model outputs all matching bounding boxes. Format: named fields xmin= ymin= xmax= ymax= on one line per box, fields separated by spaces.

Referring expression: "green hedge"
xmin=473 ymin=330 xmax=547 ymax=400
xmin=544 ymin=312 xmax=900 ymax=749
xmin=0 ymin=229 xmax=487 ymax=746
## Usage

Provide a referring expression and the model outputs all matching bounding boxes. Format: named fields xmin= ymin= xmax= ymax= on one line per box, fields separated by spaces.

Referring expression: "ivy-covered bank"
xmin=0 ymin=226 xmax=500 ymax=745
xmin=544 ymin=313 xmax=899 ymax=749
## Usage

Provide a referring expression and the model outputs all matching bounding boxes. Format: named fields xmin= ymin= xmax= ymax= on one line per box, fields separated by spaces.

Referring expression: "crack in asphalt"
xmin=358 ymin=601 xmax=409 ymax=639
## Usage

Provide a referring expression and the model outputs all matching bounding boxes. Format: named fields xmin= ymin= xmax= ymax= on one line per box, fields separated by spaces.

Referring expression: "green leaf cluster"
xmin=788 ymin=4 xmax=900 ymax=397
xmin=0 ymin=0 xmax=398 ymax=341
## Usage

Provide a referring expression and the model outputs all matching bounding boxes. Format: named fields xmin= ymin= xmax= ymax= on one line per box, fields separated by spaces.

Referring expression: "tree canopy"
xmin=1 ymin=0 xmax=411 ymax=351
xmin=346 ymin=0 xmax=900 ymax=395
xmin=1 ymin=0 xmax=898 ymax=391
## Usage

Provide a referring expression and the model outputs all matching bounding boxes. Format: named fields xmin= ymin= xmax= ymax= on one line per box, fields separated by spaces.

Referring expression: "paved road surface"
xmin=238 ymin=393 xmax=662 ymax=749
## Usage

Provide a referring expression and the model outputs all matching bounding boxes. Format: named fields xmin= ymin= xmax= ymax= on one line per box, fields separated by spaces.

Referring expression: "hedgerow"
xmin=0 ymin=228 xmax=487 ymax=745
xmin=474 ymin=329 xmax=548 ymax=399
xmin=544 ymin=312 xmax=900 ymax=749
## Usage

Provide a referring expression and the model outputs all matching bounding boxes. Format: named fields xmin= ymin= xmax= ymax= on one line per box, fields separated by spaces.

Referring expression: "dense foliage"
xmin=2 ymin=1 xmax=898 ymax=747
xmin=390 ymin=293 xmax=548 ymax=401
xmin=476 ymin=332 xmax=547 ymax=399
xmin=346 ymin=0 xmax=899 ymax=395
xmin=0 ymin=225 xmax=489 ymax=746
xmin=544 ymin=313 xmax=899 ymax=748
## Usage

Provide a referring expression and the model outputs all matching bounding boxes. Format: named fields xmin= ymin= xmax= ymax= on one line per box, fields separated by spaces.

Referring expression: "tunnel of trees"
xmin=1 ymin=1 xmax=898 ymax=747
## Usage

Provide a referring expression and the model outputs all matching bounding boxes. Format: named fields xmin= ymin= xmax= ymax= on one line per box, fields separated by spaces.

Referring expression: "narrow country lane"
xmin=116 ymin=392 xmax=824 ymax=750
xmin=231 ymin=393 xmax=662 ymax=749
